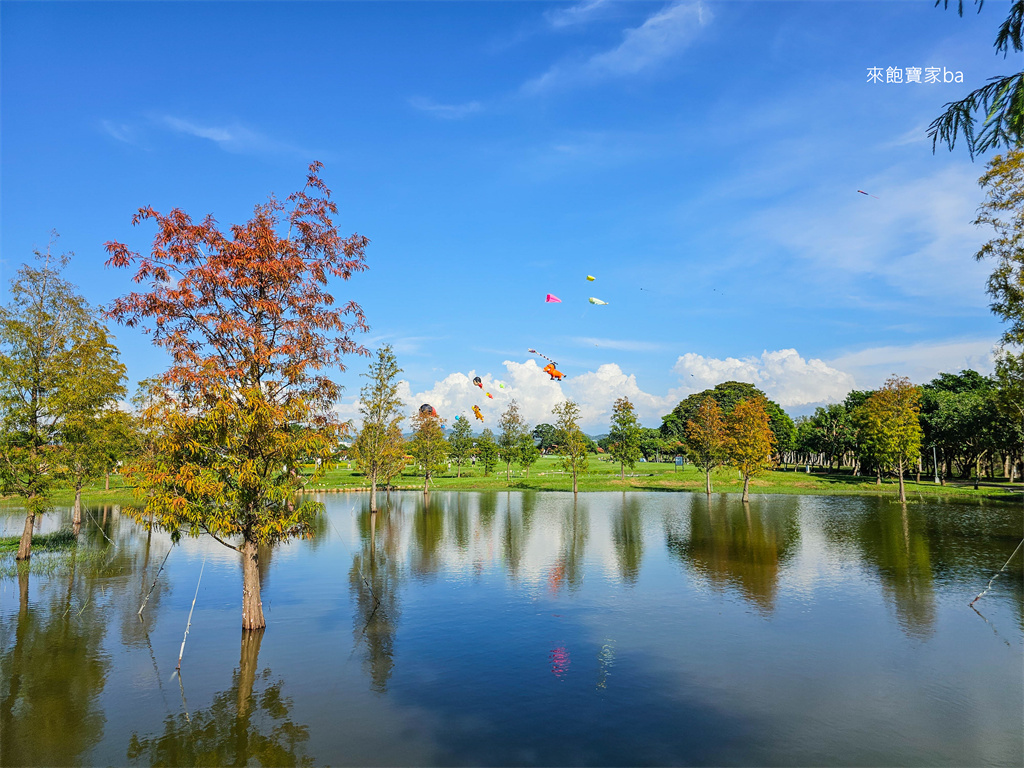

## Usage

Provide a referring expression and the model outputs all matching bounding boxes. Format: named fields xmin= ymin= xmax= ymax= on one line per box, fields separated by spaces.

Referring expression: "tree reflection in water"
xmin=550 ymin=497 xmax=589 ymax=595
xmin=613 ymin=494 xmax=645 ymax=585
xmin=127 ymin=630 xmax=312 ymax=766
xmin=350 ymin=504 xmax=403 ymax=693
xmin=667 ymin=495 xmax=799 ymax=613
xmin=0 ymin=555 xmax=116 ymax=766
xmin=823 ymin=501 xmax=937 ymax=639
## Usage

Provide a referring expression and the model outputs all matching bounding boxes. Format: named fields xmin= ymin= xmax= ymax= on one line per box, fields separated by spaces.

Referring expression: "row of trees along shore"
xmin=2 ymin=144 xmax=1021 ymax=630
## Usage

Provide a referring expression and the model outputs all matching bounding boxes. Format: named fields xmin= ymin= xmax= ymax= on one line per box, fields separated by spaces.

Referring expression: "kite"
xmin=486 ymin=392 xmax=494 ymax=399
xmin=586 ymin=275 xmax=595 ymax=281
xmin=542 ymin=362 xmax=565 ymax=381
xmin=545 ymin=294 xmax=562 ymax=303
xmin=528 ymin=348 xmax=558 ymax=366
xmin=857 ymin=190 xmax=879 ymax=199
xmin=419 ymin=403 xmax=438 ymax=417
xmin=499 ymin=384 xmax=504 ymax=388
xmin=473 ymin=376 xmax=483 ymax=389
xmin=473 ymin=405 xmax=483 ymax=421
xmin=588 ymin=297 xmax=608 ymax=305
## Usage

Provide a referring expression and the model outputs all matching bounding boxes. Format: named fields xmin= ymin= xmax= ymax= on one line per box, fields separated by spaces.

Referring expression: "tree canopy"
xmin=662 ymin=381 xmax=794 ymax=456
xmin=929 ymin=0 xmax=1023 ymax=156
xmin=105 ymin=161 xmax=369 ymax=630
xmin=0 ymin=241 xmax=126 ymax=559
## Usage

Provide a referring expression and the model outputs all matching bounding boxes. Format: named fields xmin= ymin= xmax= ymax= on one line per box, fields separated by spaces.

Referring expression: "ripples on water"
xmin=1 ymin=491 xmax=1021 ymax=767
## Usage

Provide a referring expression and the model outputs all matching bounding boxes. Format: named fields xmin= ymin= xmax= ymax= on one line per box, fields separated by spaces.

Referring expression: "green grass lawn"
xmin=3 ymin=457 xmax=1020 ymax=509
xmin=303 ymin=455 xmax=1022 ymax=502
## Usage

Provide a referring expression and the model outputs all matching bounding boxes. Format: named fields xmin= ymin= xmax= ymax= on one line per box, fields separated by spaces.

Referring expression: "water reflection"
xmin=0 ymin=492 xmax=1020 ymax=767
xmin=613 ymin=494 xmax=644 ymax=585
xmin=550 ymin=497 xmax=589 ymax=594
xmin=350 ymin=508 xmax=403 ymax=693
xmin=667 ymin=495 xmax=800 ymax=613
xmin=126 ymin=630 xmax=313 ymax=767
xmin=822 ymin=501 xmax=937 ymax=638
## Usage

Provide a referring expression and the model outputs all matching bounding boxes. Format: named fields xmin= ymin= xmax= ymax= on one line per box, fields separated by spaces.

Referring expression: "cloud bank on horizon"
xmin=335 ymin=338 xmax=998 ymax=433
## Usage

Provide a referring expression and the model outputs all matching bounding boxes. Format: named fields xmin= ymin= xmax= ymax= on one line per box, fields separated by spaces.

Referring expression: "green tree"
xmin=974 ymin=150 xmax=1024 ymax=343
xmin=807 ymin=403 xmax=855 ymax=472
xmin=351 ymin=345 xmax=406 ymax=511
xmin=686 ymin=397 xmax=729 ymax=494
xmin=920 ymin=370 xmax=1001 ymax=480
xmin=552 ymin=399 xmax=589 ymax=495
xmin=447 ymin=415 xmax=475 ymax=477
xmin=608 ymin=397 xmax=643 ymax=480
xmin=0 ymin=241 xmax=126 ymax=560
xmin=409 ymin=410 xmax=447 ymax=493
xmin=518 ymin=433 xmax=541 ymax=477
xmin=497 ymin=399 xmax=528 ymax=483
xmin=929 ymin=1 xmax=1023 ymax=156
xmin=662 ymin=381 xmax=794 ymax=459
xmin=533 ymin=423 xmax=559 ymax=453
xmin=475 ymin=429 xmax=499 ymax=475
xmin=105 ymin=162 xmax=368 ymax=630
xmin=860 ymin=377 xmax=924 ymax=502
xmin=60 ymin=407 xmax=131 ymax=534
xmin=727 ymin=397 xmax=776 ymax=503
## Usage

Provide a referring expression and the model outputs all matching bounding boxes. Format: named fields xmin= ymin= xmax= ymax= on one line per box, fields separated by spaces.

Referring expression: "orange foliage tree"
xmin=685 ymin=397 xmax=729 ymax=494
xmin=727 ymin=397 xmax=776 ymax=503
xmin=105 ymin=162 xmax=369 ymax=630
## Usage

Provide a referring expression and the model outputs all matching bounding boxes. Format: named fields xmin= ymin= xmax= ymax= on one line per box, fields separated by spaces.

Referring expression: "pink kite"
xmin=545 ymin=294 xmax=562 ymax=303
xmin=857 ymin=190 xmax=879 ymax=199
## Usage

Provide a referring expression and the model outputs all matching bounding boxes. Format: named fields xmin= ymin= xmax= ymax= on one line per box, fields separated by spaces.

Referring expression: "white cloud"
xmin=156 ymin=115 xmax=320 ymax=158
xmin=545 ymin=0 xmax=613 ymax=29
xmin=337 ymin=340 xmax=1000 ymax=435
xmin=100 ymin=120 xmax=136 ymax=144
xmin=673 ymin=349 xmax=856 ymax=409
xmin=523 ymin=1 xmax=711 ymax=94
xmin=408 ymin=97 xmax=482 ymax=120
xmin=827 ymin=338 xmax=997 ymax=390
xmin=753 ymin=164 xmax=989 ymax=305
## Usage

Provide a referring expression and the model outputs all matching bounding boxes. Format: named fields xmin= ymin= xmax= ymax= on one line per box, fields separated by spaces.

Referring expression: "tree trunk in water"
xmin=898 ymin=467 xmax=906 ymax=502
xmin=237 ymin=627 xmax=263 ymax=718
xmin=73 ymin=486 xmax=82 ymax=535
xmin=241 ymin=539 xmax=266 ymax=631
xmin=741 ymin=475 xmax=750 ymax=503
xmin=423 ymin=472 xmax=429 ymax=494
xmin=16 ymin=511 xmax=35 ymax=561
xmin=705 ymin=469 xmax=712 ymax=495
xmin=370 ymin=477 xmax=377 ymax=513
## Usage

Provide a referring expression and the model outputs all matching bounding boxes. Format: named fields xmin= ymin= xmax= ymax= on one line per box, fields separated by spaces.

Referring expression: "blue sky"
xmin=1 ymin=1 xmax=1012 ymax=430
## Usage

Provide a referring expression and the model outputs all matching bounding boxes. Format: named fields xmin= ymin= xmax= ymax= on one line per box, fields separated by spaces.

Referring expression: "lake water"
xmin=1 ymin=491 xmax=1021 ymax=767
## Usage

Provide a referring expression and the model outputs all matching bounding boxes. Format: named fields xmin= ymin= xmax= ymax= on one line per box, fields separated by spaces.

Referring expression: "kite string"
xmin=176 ymin=549 xmax=207 ymax=671
xmin=969 ymin=538 xmax=1023 ymax=606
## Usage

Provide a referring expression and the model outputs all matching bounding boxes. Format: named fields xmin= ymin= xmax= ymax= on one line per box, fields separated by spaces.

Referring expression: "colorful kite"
xmin=486 ymin=392 xmax=494 ymax=399
xmin=472 ymin=405 xmax=484 ymax=421
xmin=419 ymin=403 xmax=438 ymax=417
xmin=545 ymin=294 xmax=562 ymax=303
xmin=473 ymin=376 xmax=483 ymax=389
xmin=586 ymin=275 xmax=595 ymax=281
xmin=857 ymin=190 xmax=879 ymax=199
xmin=588 ymin=297 xmax=608 ymax=305
xmin=542 ymin=362 xmax=565 ymax=381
